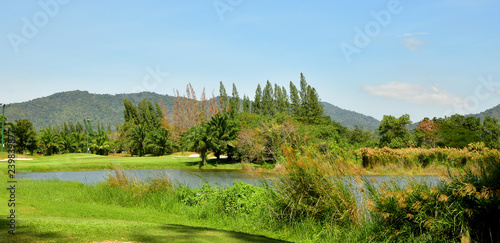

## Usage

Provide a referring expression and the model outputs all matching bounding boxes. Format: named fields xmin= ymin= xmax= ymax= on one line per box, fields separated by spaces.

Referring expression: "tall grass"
xmin=366 ymin=151 xmax=500 ymax=242
xmin=361 ymin=142 xmax=500 ymax=171
xmin=272 ymin=146 xmax=360 ymax=228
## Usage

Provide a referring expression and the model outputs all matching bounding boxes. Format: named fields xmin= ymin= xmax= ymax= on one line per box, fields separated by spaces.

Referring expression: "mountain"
xmin=4 ymin=90 xmax=175 ymax=130
xmin=471 ymin=104 xmax=500 ymax=121
xmin=4 ymin=90 xmax=380 ymax=131
xmin=321 ymin=102 xmax=380 ymax=130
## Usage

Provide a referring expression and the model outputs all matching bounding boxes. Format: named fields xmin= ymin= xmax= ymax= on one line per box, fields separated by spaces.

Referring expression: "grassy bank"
xmin=3 ymin=147 xmax=499 ymax=242
xmin=0 ymin=173 xmax=288 ymax=242
xmin=1 ymin=168 xmax=367 ymax=242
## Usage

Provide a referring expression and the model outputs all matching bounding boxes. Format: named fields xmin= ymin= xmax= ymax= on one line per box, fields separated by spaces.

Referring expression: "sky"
xmin=1 ymin=0 xmax=500 ymax=122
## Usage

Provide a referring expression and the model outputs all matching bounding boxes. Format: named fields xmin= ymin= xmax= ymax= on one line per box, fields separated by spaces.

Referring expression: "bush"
xmin=175 ymin=181 xmax=272 ymax=218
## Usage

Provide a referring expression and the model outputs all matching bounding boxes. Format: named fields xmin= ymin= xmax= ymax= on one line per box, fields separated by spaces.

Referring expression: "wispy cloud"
xmin=397 ymin=32 xmax=430 ymax=38
xmin=362 ymin=82 xmax=463 ymax=106
xmin=398 ymin=32 xmax=429 ymax=51
xmin=404 ymin=38 xmax=426 ymax=51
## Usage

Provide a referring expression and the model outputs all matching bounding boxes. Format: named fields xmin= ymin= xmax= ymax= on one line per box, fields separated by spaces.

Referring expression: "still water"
xmin=17 ymin=169 xmax=441 ymax=189
xmin=16 ymin=169 xmax=273 ymax=187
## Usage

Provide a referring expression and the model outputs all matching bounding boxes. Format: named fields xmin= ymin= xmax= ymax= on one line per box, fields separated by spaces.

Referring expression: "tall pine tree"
xmin=242 ymin=95 xmax=251 ymax=113
xmin=252 ymin=84 xmax=262 ymax=114
xmin=229 ymin=83 xmax=240 ymax=113
xmin=289 ymin=81 xmax=300 ymax=117
xmin=219 ymin=81 xmax=228 ymax=113
xmin=262 ymin=80 xmax=275 ymax=116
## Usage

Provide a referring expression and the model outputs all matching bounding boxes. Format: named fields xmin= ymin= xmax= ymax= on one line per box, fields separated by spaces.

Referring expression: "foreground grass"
xmin=0 ymin=172 xmax=289 ymax=242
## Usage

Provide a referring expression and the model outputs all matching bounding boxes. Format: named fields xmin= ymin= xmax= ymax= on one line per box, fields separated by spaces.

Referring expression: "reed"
xmin=365 ymin=150 xmax=500 ymax=242
xmin=272 ymin=146 xmax=360 ymax=227
xmin=360 ymin=142 xmax=500 ymax=171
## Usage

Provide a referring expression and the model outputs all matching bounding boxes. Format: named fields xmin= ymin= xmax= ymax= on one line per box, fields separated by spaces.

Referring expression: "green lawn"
xmin=0 ymin=171 xmax=288 ymax=242
xmin=4 ymin=153 xmax=250 ymax=173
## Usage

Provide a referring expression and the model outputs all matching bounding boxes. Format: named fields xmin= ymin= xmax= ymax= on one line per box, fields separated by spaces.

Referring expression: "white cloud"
xmin=362 ymin=82 xmax=463 ymax=107
xmin=404 ymin=38 xmax=426 ymax=51
xmin=397 ymin=32 xmax=430 ymax=37
xmin=397 ymin=32 xmax=429 ymax=50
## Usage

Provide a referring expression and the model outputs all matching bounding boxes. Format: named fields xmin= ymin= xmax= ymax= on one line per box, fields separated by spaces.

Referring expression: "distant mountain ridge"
xmin=4 ymin=91 xmax=175 ymax=130
xmin=471 ymin=104 xmax=500 ymax=121
xmin=321 ymin=102 xmax=380 ymax=130
xmin=4 ymin=90 xmax=380 ymax=130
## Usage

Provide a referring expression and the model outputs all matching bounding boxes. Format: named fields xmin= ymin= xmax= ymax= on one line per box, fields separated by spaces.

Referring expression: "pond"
xmin=16 ymin=169 xmax=274 ymax=187
xmin=17 ymin=169 xmax=442 ymax=189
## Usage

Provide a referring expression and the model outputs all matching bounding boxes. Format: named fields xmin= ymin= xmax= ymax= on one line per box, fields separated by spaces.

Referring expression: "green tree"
xmin=12 ymin=119 xmax=37 ymax=154
xmin=123 ymin=98 xmax=139 ymax=125
xmin=437 ymin=115 xmax=482 ymax=148
xmin=39 ymin=128 xmax=61 ymax=155
xmin=229 ymin=83 xmax=240 ymax=114
xmin=182 ymin=122 xmax=211 ymax=167
xmin=261 ymin=80 xmax=275 ymax=116
xmin=70 ymin=132 xmax=86 ymax=153
xmin=302 ymin=86 xmax=325 ymax=124
xmin=91 ymin=130 xmax=111 ymax=155
xmin=274 ymin=84 xmax=290 ymax=114
xmin=252 ymin=84 xmax=263 ymax=114
xmin=378 ymin=114 xmax=413 ymax=148
xmin=154 ymin=101 xmax=163 ymax=127
xmin=128 ymin=124 xmax=148 ymax=156
xmin=482 ymin=116 xmax=500 ymax=148
xmin=289 ymin=81 xmax=300 ymax=117
xmin=138 ymin=99 xmax=160 ymax=131
xmin=59 ymin=132 xmax=73 ymax=153
xmin=146 ymin=128 xmax=172 ymax=156
xmin=219 ymin=81 xmax=228 ymax=113
xmin=207 ymin=113 xmax=238 ymax=162
xmin=348 ymin=125 xmax=375 ymax=147
xmin=242 ymin=95 xmax=251 ymax=113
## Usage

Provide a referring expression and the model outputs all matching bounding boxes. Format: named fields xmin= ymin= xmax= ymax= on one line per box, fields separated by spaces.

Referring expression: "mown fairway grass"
xmin=0 ymin=171 xmax=287 ymax=242
xmin=4 ymin=153 xmax=252 ymax=173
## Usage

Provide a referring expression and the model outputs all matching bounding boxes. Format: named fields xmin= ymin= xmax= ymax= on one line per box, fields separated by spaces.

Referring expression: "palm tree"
xmin=70 ymin=132 xmax=86 ymax=153
xmin=182 ymin=123 xmax=210 ymax=167
xmin=146 ymin=128 xmax=171 ymax=156
xmin=128 ymin=124 xmax=148 ymax=156
xmin=91 ymin=130 xmax=111 ymax=155
xmin=59 ymin=132 xmax=73 ymax=153
xmin=207 ymin=113 xmax=238 ymax=162
xmin=39 ymin=128 xmax=61 ymax=155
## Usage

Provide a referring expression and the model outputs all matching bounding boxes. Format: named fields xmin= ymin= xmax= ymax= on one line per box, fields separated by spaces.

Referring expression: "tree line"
xmin=2 ymin=73 xmax=499 ymax=162
xmin=378 ymin=114 xmax=500 ymax=149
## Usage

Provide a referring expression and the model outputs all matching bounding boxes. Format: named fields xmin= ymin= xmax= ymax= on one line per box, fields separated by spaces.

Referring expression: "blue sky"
xmin=1 ymin=0 xmax=500 ymax=122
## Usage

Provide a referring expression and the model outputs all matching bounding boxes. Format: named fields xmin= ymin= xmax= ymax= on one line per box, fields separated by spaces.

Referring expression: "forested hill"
xmin=5 ymin=90 xmax=379 ymax=130
xmin=471 ymin=104 xmax=500 ymax=120
xmin=321 ymin=102 xmax=380 ymax=130
xmin=5 ymin=91 xmax=175 ymax=130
